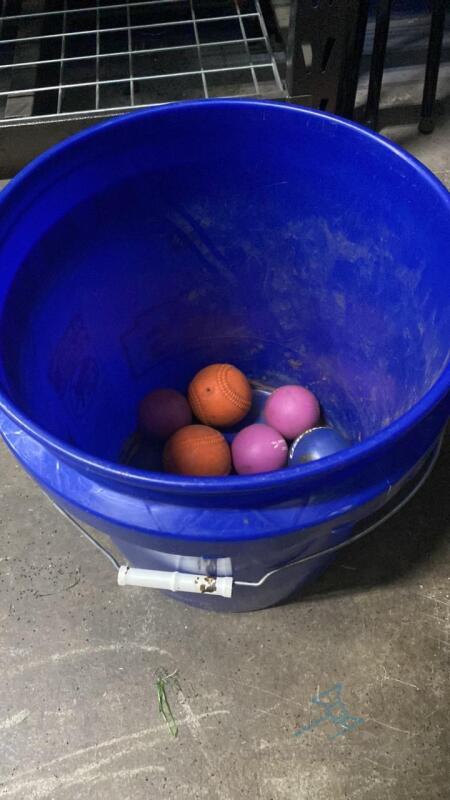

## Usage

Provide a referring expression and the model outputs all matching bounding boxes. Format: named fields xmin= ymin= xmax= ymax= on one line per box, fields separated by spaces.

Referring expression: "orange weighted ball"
xmin=163 ymin=425 xmax=232 ymax=477
xmin=188 ymin=363 xmax=252 ymax=427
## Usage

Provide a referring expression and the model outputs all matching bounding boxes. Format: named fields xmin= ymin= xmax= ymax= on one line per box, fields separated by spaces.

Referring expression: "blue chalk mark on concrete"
xmin=294 ymin=684 xmax=364 ymax=740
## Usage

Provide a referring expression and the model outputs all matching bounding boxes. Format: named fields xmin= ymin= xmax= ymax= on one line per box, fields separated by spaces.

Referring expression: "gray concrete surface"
xmin=1 ymin=432 xmax=449 ymax=800
xmin=1 ymin=88 xmax=449 ymax=800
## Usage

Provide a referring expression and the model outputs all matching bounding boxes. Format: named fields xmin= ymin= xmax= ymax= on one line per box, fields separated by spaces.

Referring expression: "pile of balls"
xmin=138 ymin=363 xmax=322 ymax=477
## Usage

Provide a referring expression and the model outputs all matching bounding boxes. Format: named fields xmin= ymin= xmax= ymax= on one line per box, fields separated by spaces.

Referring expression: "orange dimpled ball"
xmin=163 ymin=425 xmax=232 ymax=477
xmin=188 ymin=363 xmax=252 ymax=427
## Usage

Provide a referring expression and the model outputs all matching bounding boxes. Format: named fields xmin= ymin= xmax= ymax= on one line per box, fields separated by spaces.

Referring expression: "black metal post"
xmin=338 ymin=0 xmax=370 ymax=119
xmin=419 ymin=0 xmax=446 ymax=134
xmin=364 ymin=0 xmax=393 ymax=129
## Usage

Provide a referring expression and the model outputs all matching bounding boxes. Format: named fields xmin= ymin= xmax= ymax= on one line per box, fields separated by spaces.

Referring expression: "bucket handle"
xmin=50 ymin=434 xmax=443 ymax=599
xmin=235 ymin=435 xmax=442 ymax=590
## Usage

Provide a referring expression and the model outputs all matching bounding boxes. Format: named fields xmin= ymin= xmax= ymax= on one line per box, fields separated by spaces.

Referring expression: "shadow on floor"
xmin=354 ymin=94 xmax=450 ymax=145
xmin=291 ymin=438 xmax=449 ymax=603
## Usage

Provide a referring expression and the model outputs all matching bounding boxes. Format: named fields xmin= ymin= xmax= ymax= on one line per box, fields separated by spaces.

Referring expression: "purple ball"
xmin=232 ymin=424 xmax=288 ymax=475
xmin=265 ymin=385 xmax=320 ymax=440
xmin=139 ymin=388 xmax=192 ymax=440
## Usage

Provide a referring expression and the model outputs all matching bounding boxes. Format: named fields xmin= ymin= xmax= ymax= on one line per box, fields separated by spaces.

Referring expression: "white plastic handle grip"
xmin=117 ymin=566 xmax=233 ymax=598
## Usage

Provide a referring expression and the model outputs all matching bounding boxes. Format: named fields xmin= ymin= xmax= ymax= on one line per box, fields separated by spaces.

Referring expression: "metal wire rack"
xmin=0 ymin=0 xmax=285 ymax=125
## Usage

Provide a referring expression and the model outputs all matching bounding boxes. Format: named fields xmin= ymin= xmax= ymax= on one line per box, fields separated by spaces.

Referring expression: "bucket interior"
xmin=0 ymin=103 xmax=448 ymax=463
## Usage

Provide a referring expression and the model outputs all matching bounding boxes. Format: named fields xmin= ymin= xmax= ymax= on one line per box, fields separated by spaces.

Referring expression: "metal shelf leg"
xmin=419 ymin=0 xmax=446 ymax=135
xmin=364 ymin=0 xmax=393 ymax=129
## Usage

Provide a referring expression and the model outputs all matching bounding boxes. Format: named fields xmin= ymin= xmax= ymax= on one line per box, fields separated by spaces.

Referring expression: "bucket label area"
xmin=49 ymin=315 xmax=99 ymax=417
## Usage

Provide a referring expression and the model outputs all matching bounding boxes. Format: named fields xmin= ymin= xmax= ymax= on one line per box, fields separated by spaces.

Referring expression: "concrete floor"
xmin=1 ymin=83 xmax=449 ymax=800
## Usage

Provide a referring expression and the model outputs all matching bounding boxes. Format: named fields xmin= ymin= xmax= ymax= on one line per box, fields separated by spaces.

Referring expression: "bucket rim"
xmin=0 ymin=98 xmax=449 ymax=496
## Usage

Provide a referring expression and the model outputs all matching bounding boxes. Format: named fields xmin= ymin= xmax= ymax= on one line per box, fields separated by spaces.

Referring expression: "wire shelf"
xmin=0 ymin=0 xmax=285 ymax=125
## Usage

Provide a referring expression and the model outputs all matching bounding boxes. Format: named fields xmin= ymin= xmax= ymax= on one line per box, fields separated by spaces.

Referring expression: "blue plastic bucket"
xmin=0 ymin=100 xmax=448 ymax=612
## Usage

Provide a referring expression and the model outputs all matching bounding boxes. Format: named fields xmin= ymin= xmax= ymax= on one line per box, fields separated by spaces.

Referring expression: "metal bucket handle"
xmin=51 ymin=434 xmax=443 ymax=599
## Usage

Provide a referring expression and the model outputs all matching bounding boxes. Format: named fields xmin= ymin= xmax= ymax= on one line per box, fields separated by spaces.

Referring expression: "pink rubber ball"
xmin=265 ymin=385 xmax=320 ymax=440
xmin=232 ymin=423 xmax=288 ymax=475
